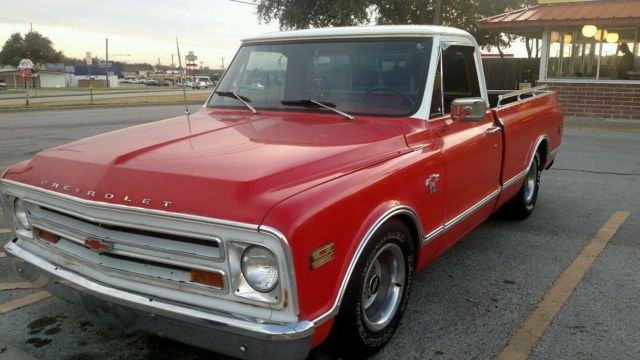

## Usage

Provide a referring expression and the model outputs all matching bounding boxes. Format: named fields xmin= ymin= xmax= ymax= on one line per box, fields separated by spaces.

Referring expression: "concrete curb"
xmin=0 ymin=337 xmax=36 ymax=360
xmin=565 ymin=117 xmax=640 ymax=131
xmin=0 ymin=102 xmax=204 ymax=113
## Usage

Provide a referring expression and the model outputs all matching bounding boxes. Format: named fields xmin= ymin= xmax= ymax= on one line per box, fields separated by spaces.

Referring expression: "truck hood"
xmin=4 ymin=109 xmax=415 ymax=224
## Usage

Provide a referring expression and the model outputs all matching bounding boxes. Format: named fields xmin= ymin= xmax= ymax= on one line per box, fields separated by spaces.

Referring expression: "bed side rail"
xmin=496 ymin=85 xmax=550 ymax=107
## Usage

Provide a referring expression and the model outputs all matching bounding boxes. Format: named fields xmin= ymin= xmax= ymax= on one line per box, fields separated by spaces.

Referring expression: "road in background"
xmin=0 ymin=105 xmax=187 ymax=169
xmin=0 ymin=107 xmax=638 ymax=359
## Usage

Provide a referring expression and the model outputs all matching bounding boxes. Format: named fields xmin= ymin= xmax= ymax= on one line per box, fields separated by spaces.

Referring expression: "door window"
xmin=440 ymin=45 xmax=481 ymax=114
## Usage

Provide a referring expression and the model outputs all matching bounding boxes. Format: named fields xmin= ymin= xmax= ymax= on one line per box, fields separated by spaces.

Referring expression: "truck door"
xmin=429 ymin=44 xmax=503 ymax=254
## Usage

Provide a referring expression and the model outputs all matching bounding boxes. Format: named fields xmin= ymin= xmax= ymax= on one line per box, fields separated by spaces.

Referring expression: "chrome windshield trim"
xmin=5 ymin=241 xmax=314 ymax=339
xmin=0 ymin=179 xmax=259 ymax=232
xmin=311 ymin=205 xmax=423 ymax=326
xmin=443 ymin=189 xmax=500 ymax=231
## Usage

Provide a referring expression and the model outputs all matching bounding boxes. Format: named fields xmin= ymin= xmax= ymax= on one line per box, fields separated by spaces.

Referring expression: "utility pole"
xmin=221 ymin=57 xmax=225 ymax=71
xmin=434 ymin=0 xmax=441 ymax=25
xmin=105 ymin=38 xmax=109 ymax=88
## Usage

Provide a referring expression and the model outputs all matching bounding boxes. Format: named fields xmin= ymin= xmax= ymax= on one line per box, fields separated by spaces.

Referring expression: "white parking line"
xmin=0 ymin=282 xmax=36 ymax=291
xmin=0 ymin=291 xmax=50 ymax=314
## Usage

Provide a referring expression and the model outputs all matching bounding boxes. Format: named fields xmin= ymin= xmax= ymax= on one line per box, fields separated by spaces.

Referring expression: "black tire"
xmin=327 ymin=219 xmax=415 ymax=359
xmin=503 ymin=152 xmax=542 ymax=220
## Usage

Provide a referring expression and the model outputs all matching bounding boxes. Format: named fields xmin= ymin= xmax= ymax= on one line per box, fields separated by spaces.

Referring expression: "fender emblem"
xmin=84 ymin=238 xmax=113 ymax=253
xmin=425 ymin=174 xmax=440 ymax=193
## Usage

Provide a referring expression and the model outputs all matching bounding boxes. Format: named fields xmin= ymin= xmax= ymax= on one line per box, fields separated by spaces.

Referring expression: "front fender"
xmin=260 ymin=149 xmax=443 ymax=340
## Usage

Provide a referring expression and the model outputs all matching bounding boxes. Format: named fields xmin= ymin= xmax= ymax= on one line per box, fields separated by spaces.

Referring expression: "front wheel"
xmin=328 ymin=219 xmax=415 ymax=359
xmin=503 ymin=152 xmax=542 ymax=220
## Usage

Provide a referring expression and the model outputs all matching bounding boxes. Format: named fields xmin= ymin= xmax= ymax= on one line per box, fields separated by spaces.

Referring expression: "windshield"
xmin=208 ymin=38 xmax=433 ymax=116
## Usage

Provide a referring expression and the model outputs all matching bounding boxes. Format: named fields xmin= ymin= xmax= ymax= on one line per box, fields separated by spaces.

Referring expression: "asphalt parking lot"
xmin=0 ymin=107 xmax=638 ymax=359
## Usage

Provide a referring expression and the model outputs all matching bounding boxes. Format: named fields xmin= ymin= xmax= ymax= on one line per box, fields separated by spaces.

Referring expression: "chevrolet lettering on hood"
xmin=40 ymin=179 xmax=172 ymax=208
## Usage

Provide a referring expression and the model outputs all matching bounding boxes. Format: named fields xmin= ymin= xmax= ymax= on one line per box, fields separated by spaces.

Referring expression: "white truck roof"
xmin=242 ymin=25 xmax=475 ymax=44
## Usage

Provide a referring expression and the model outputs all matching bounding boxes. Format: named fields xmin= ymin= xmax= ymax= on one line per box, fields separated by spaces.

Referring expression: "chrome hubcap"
xmin=524 ymin=160 xmax=537 ymax=203
xmin=361 ymin=243 xmax=406 ymax=332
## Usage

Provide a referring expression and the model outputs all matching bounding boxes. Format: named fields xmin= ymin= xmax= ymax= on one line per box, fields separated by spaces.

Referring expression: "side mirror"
xmin=450 ymin=98 xmax=487 ymax=122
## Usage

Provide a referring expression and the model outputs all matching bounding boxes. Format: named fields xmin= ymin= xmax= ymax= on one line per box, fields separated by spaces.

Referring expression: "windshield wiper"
xmin=281 ymin=99 xmax=355 ymax=121
xmin=214 ymin=91 xmax=257 ymax=114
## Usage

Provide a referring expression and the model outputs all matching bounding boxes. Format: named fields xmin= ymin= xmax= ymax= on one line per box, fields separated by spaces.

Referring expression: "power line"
xmin=229 ymin=0 xmax=257 ymax=5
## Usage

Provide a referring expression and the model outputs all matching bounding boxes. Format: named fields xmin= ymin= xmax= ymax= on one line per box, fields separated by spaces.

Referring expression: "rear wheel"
xmin=503 ymin=152 xmax=541 ymax=220
xmin=328 ymin=219 xmax=415 ymax=359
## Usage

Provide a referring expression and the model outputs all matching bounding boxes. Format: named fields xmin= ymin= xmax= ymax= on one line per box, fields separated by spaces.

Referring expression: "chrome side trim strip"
xmin=311 ymin=205 xmax=423 ymax=326
xmin=0 ymin=179 xmax=259 ymax=231
xmin=423 ymin=226 xmax=444 ymax=245
xmin=443 ymin=189 xmax=500 ymax=231
xmin=502 ymin=169 xmax=528 ymax=191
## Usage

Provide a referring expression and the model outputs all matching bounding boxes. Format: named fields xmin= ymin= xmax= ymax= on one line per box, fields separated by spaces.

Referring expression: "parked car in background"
xmin=0 ymin=79 xmax=6 ymax=90
xmin=192 ymin=80 xmax=209 ymax=89
xmin=1 ymin=26 xmax=563 ymax=360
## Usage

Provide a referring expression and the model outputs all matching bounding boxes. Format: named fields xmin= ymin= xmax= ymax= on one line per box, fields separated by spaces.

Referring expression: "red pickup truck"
xmin=1 ymin=26 xmax=562 ymax=359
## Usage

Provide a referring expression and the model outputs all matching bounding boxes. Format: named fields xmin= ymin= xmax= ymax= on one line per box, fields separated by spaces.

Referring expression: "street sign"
xmin=186 ymin=51 xmax=197 ymax=62
xmin=17 ymin=58 xmax=34 ymax=70
xmin=86 ymin=52 xmax=92 ymax=65
xmin=98 ymin=60 xmax=113 ymax=67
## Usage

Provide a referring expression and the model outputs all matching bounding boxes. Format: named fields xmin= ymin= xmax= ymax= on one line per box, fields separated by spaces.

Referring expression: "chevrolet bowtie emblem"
xmin=84 ymin=238 xmax=113 ymax=253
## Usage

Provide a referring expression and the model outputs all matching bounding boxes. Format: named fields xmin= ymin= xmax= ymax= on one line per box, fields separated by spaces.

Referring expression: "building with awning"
xmin=480 ymin=0 xmax=640 ymax=120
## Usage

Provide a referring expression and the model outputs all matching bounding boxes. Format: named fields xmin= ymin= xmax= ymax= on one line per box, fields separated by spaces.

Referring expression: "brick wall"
xmin=540 ymin=82 xmax=640 ymax=121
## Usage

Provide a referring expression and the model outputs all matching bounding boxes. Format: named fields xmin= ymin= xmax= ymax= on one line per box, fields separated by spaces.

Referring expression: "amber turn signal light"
xmin=191 ymin=269 xmax=224 ymax=289
xmin=35 ymin=228 xmax=60 ymax=244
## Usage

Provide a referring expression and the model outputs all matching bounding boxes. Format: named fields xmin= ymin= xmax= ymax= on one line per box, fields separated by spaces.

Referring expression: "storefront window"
xmin=547 ymin=26 xmax=639 ymax=80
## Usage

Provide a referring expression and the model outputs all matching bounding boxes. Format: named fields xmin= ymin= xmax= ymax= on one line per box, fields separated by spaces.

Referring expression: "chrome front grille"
xmin=29 ymin=205 xmax=224 ymax=272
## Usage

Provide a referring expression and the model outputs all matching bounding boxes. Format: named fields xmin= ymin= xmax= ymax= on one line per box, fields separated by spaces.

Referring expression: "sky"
xmin=0 ymin=0 xmax=281 ymax=68
xmin=0 ymin=0 xmax=528 ymax=68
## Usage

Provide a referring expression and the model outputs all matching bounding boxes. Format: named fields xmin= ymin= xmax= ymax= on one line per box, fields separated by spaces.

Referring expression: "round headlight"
xmin=241 ymin=245 xmax=279 ymax=293
xmin=13 ymin=198 xmax=31 ymax=230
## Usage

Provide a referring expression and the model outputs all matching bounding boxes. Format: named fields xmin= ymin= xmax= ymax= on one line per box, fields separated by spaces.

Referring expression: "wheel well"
xmin=537 ymin=139 xmax=549 ymax=168
xmin=393 ymin=214 xmax=422 ymax=263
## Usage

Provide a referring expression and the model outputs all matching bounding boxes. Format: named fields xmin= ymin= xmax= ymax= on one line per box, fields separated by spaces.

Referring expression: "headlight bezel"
xmin=13 ymin=197 xmax=32 ymax=230
xmin=228 ymin=241 xmax=284 ymax=305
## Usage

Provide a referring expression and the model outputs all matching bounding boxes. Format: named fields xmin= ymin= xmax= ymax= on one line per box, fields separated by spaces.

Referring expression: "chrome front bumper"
xmin=5 ymin=240 xmax=314 ymax=360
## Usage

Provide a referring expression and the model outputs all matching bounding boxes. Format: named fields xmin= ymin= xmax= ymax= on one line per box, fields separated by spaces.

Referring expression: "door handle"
xmin=486 ymin=127 xmax=502 ymax=135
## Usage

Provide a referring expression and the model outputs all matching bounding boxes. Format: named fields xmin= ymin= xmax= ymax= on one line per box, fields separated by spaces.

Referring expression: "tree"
xmin=256 ymin=0 xmax=536 ymax=49
xmin=0 ymin=31 xmax=64 ymax=66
